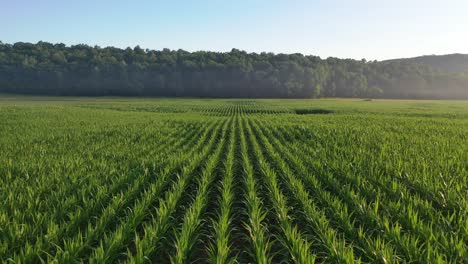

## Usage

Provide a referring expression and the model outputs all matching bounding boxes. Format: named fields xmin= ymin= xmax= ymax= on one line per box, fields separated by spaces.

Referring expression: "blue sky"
xmin=2 ymin=0 xmax=467 ymax=60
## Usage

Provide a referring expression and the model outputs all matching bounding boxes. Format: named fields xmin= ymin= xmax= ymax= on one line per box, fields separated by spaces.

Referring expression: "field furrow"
xmin=244 ymin=117 xmax=316 ymax=263
xmin=9 ymin=121 xmax=207 ymax=262
xmin=1 ymin=98 xmax=466 ymax=263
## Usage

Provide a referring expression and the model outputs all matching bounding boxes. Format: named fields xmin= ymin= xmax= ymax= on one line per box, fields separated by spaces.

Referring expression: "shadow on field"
xmin=294 ymin=109 xmax=334 ymax=115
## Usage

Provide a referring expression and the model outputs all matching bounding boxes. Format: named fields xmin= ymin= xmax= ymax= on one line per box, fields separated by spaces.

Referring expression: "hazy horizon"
xmin=2 ymin=40 xmax=467 ymax=62
xmin=2 ymin=0 xmax=468 ymax=61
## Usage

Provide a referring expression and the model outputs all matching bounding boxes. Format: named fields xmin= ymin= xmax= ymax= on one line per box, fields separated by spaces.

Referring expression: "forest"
xmin=1 ymin=41 xmax=467 ymax=98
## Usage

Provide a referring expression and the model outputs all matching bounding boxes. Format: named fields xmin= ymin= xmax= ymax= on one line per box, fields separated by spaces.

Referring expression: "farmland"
xmin=0 ymin=96 xmax=467 ymax=263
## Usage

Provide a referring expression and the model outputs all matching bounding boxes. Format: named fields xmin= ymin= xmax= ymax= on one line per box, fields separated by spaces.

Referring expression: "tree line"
xmin=0 ymin=41 xmax=467 ymax=98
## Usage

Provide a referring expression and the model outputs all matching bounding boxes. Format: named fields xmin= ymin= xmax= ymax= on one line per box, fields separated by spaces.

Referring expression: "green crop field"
xmin=0 ymin=96 xmax=467 ymax=263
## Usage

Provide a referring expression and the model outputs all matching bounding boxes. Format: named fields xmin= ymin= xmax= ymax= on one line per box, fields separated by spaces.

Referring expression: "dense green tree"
xmin=0 ymin=41 xmax=466 ymax=99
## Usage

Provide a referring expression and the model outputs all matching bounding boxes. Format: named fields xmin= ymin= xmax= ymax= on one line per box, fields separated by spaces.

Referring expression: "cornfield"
xmin=0 ymin=97 xmax=467 ymax=263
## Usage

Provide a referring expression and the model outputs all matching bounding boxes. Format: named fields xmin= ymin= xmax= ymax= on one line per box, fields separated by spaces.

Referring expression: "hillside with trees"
xmin=386 ymin=54 xmax=468 ymax=74
xmin=1 ymin=41 xmax=467 ymax=99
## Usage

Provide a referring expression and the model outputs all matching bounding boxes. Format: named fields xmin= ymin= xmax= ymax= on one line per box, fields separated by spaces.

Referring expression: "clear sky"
xmin=2 ymin=0 xmax=467 ymax=60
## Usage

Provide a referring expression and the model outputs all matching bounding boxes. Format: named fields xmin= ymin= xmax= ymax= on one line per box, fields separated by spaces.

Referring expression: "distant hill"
xmin=385 ymin=54 xmax=468 ymax=74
